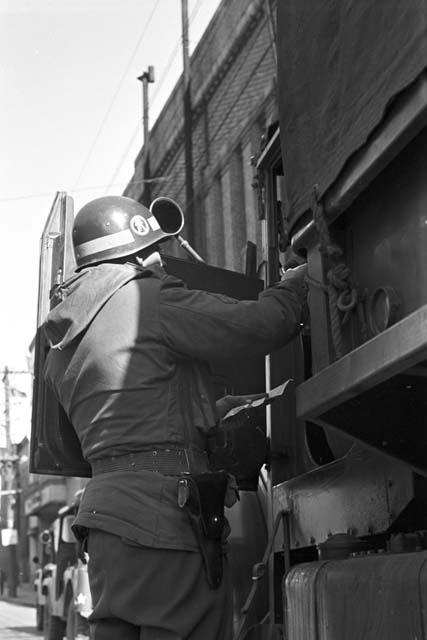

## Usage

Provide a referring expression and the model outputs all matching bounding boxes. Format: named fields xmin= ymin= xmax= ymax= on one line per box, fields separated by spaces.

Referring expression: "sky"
xmin=0 ymin=0 xmax=221 ymax=440
xmin=0 ymin=0 xmax=220 ymax=368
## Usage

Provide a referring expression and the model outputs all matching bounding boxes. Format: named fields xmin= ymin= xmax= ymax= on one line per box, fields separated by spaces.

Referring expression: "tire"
xmin=36 ymin=604 xmax=44 ymax=631
xmin=43 ymin=604 xmax=50 ymax=640
xmin=66 ymin=599 xmax=90 ymax=640
xmin=45 ymin=613 xmax=66 ymax=640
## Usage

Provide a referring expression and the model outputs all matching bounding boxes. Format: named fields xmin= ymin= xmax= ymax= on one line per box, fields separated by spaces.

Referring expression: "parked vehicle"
xmin=33 ymin=554 xmax=50 ymax=632
xmin=40 ymin=496 xmax=91 ymax=640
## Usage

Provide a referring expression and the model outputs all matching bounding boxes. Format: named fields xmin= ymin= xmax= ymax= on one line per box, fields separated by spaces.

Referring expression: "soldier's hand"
xmin=280 ymin=262 xmax=307 ymax=282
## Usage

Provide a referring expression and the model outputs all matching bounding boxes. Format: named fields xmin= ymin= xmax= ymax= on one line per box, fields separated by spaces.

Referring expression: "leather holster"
xmin=177 ymin=471 xmax=228 ymax=589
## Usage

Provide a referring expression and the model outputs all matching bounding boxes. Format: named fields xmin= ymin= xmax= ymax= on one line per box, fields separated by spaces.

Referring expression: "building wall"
xmin=124 ymin=0 xmax=278 ymax=275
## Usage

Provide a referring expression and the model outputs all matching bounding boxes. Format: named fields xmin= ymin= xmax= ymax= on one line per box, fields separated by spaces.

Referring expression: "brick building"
xmin=124 ymin=0 xmax=278 ymax=275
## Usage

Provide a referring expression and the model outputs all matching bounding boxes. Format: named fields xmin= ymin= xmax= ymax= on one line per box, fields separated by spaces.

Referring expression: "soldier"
xmin=43 ymin=195 xmax=308 ymax=640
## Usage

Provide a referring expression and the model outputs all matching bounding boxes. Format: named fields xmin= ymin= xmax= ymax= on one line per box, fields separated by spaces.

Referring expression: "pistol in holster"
xmin=177 ymin=471 xmax=228 ymax=589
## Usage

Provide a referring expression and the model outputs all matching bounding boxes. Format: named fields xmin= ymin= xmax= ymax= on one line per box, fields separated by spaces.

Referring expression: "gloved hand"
xmin=280 ymin=262 xmax=309 ymax=326
xmin=280 ymin=262 xmax=307 ymax=283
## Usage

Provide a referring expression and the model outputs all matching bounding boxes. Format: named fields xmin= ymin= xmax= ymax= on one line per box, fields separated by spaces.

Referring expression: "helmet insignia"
xmin=130 ymin=215 xmax=150 ymax=236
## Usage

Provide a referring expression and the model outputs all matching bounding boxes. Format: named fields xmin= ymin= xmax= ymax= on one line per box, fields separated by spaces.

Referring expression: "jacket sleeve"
xmin=158 ymin=266 xmax=308 ymax=364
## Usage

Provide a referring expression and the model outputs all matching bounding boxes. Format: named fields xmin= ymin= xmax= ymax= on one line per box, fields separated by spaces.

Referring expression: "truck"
xmin=30 ymin=1 xmax=427 ymax=639
xmin=250 ymin=1 xmax=427 ymax=638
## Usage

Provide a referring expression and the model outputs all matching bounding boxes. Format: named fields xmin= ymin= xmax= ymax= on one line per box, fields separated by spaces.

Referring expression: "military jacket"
xmin=44 ymin=261 xmax=307 ymax=550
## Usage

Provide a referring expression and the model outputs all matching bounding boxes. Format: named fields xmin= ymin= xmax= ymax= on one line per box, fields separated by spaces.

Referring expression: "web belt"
xmin=90 ymin=448 xmax=208 ymax=476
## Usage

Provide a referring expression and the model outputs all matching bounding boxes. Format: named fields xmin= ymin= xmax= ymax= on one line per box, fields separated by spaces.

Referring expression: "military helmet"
xmin=72 ymin=195 xmax=184 ymax=269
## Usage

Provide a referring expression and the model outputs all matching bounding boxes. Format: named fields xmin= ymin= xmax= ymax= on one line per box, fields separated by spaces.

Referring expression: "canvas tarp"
xmin=277 ymin=0 xmax=427 ymax=227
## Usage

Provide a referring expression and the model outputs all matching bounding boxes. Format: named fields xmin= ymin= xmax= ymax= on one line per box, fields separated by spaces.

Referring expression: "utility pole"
xmin=181 ymin=0 xmax=195 ymax=245
xmin=1 ymin=367 xmax=18 ymax=598
xmin=137 ymin=66 xmax=155 ymax=203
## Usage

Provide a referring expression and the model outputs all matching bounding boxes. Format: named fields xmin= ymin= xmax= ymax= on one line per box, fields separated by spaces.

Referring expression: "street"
xmin=0 ymin=601 xmax=41 ymax=639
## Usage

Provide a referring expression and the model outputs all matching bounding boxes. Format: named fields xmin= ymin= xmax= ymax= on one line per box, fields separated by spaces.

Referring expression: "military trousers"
xmin=87 ymin=528 xmax=233 ymax=640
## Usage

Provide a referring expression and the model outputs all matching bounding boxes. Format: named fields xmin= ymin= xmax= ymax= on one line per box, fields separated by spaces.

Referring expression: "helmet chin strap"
xmin=136 ymin=251 xmax=163 ymax=268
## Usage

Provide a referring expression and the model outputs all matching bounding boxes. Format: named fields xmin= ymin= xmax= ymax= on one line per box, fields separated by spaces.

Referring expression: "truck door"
xmin=30 ymin=192 xmax=91 ymax=477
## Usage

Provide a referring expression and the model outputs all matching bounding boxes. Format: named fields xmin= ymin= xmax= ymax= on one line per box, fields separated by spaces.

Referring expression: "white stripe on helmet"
xmin=75 ymin=229 xmax=135 ymax=258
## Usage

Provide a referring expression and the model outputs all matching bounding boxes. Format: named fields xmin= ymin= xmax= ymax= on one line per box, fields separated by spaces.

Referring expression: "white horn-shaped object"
xmin=150 ymin=196 xmax=205 ymax=262
xmin=149 ymin=197 xmax=184 ymax=238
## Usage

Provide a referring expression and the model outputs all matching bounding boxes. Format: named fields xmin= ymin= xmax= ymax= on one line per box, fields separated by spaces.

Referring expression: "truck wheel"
xmin=36 ymin=604 xmax=44 ymax=631
xmin=43 ymin=605 xmax=50 ymax=640
xmin=66 ymin=600 xmax=90 ymax=640
xmin=45 ymin=613 xmax=66 ymax=640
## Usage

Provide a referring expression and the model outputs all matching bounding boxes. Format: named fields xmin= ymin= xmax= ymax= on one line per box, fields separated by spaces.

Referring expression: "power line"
xmin=0 ymin=176 xmax=170 ymax=203
xmin=72 ymin=0 xmax=162 ymax=190
xmin=106 ymin=0 xmax=206 ymax=195
xmin=1 ymin=1 xmax=211 ymax=206
xmin=0 ymin=191 xmax=65 ymax=203
xmin=150 ymin=0 xmax=204 ymax=110
xmin=0 ymin=371 xmax=30 ymax=375
xmin=105 ymin=123 xmax=141 ymax=194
